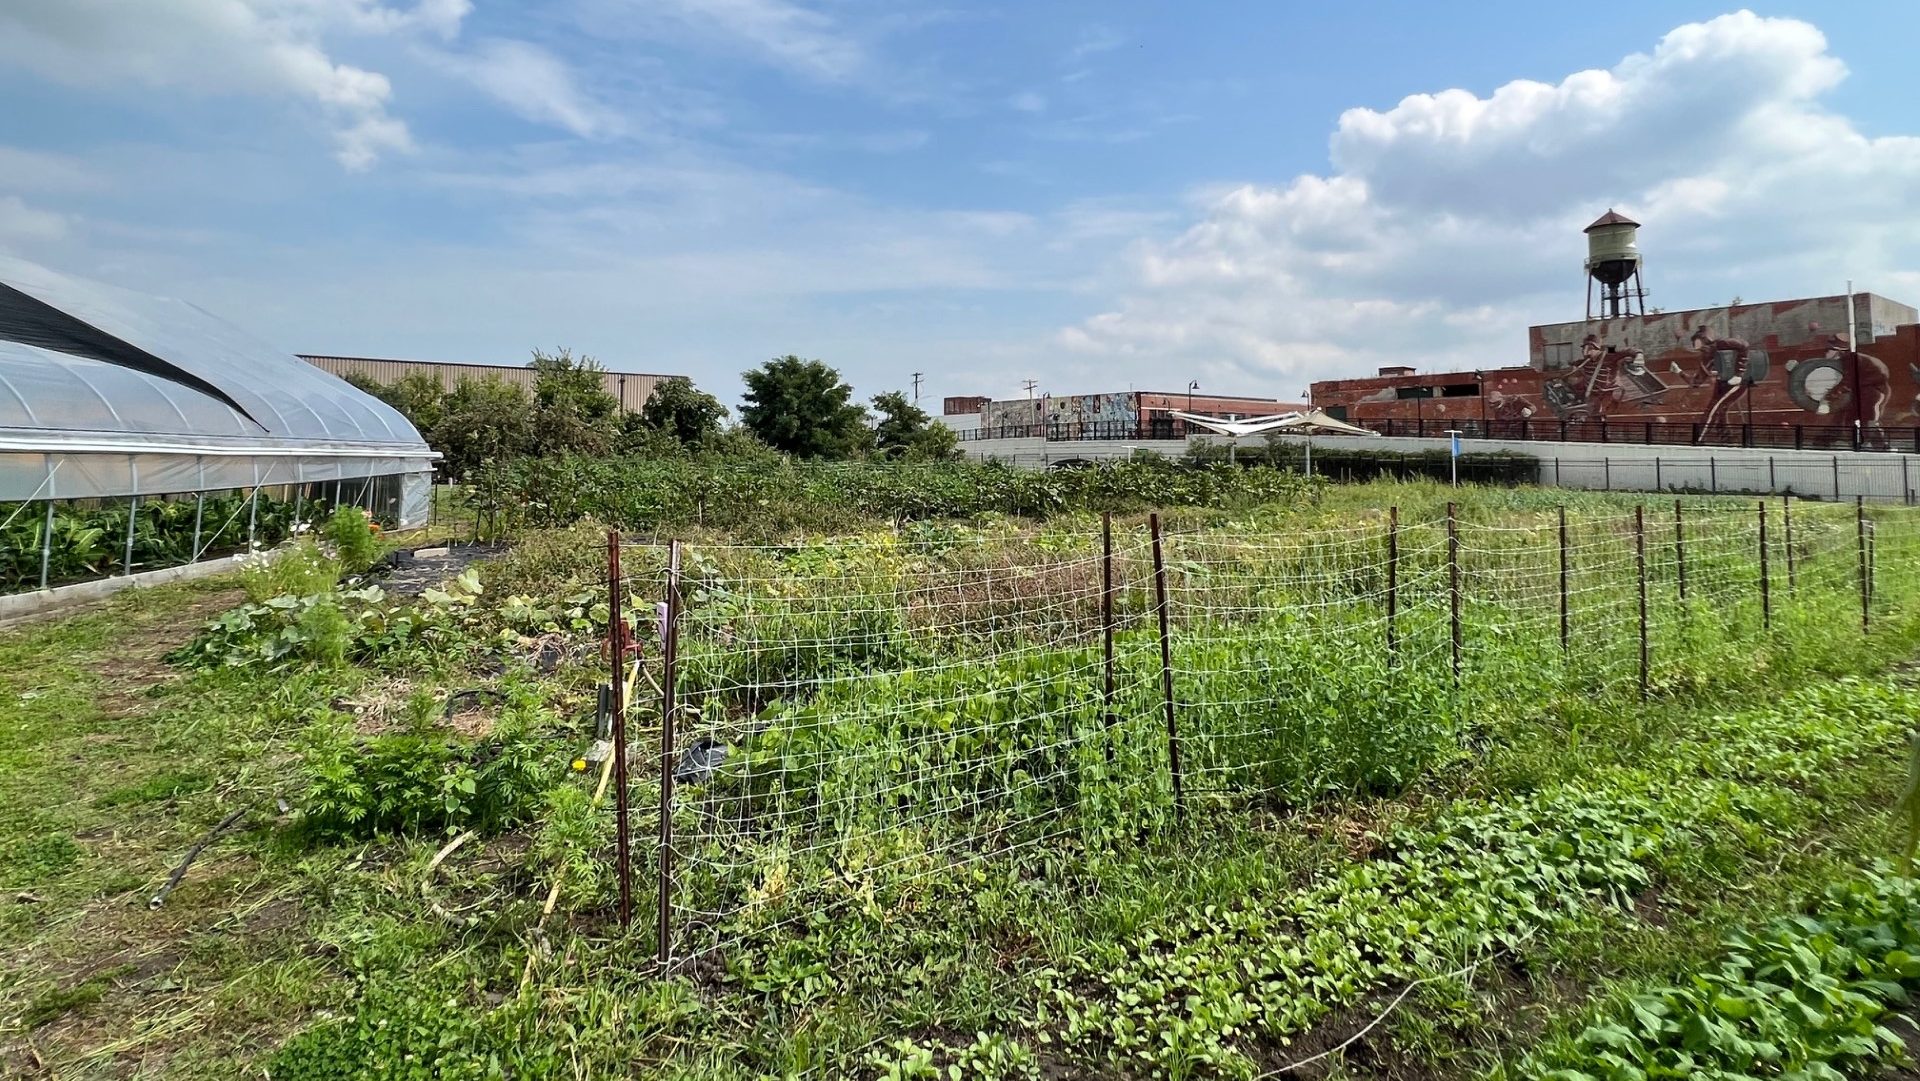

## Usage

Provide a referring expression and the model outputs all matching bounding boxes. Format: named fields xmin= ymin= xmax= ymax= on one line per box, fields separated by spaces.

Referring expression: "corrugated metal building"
xmin=299 ymin=355 xmax=681 ymax=413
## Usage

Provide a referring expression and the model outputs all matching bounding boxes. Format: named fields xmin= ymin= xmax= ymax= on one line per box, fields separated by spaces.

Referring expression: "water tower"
xmin=1583 ymin=208 xmax=1646 ymax=319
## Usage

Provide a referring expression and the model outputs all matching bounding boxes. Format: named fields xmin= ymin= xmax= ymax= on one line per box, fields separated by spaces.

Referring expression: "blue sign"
xmin=1449 ymin=432 xmax=1461 ymax=458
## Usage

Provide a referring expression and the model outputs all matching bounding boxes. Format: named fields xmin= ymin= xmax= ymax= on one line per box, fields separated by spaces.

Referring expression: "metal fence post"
xmin=1654 ymin=456 xmax=1662 ymax=492
xmin=1101 ymin=512 xmax=1116 ymax=763
xmin=1709 ymin=458 xmax=1717 ymax=494
xmin=1768 ymin=456 xmax=1776 ymax=492
xmin=1857 ymin=496 xmax=1870 ymax=632
xmin=1833 ymin=455 xmax=1841 ymax=501
xmin=607 ymin=532 xmax=633 ymax=930
xmin=1783 ymin=495 xmax=1796 ymax=593
xmin=1148 ymin=514 xmax=1184 ymax=824
xmin=1558 ymin=505 xmax=1570 ymax=655
xmin=1635 ymin=505 xmax=1648 ymax=701
xmin=1757 ymin=500 xmax=1770 ymax=630
xmin=1673 ymin=500 xmax=1687 ymax=604
xmin=1386 ymin=506 xmax=1399 ymax=662
xmin=659 ymin=539 xmax=683 ymax=963
xmin=1447 ymin=501 xmax=1462 ymax=682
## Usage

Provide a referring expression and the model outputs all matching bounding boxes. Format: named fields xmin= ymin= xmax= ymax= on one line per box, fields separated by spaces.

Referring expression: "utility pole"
xmin=1022 ymin=379 xmax=1041 ymax=437
xmin=911 ymin=371 xmax=924 ymax=404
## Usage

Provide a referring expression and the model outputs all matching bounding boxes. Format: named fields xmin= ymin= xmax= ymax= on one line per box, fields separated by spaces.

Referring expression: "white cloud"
xmin=637 ymin=0 xmax=865 ymax=82
xmin=425 ymin=38 xmax=622 ymax=138
xmin=1062 ymin=10 xmax=1920 ymax=390
xmin=1067 ymin=25 xmax=1124 ymax=63
xmin=0 ymin=196 xmax=71 ymax=247
xmin=1008 ymin=91 xmax=1047 ymax=114
xmin=0 ymin=148 xmax=105 ymax=193
xmin=0 ymin=0 xmax=473 ymax=169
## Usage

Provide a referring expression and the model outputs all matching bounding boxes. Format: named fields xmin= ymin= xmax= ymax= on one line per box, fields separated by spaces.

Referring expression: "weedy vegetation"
xmin=3 ymin=469 xmax=1920 ymax=1081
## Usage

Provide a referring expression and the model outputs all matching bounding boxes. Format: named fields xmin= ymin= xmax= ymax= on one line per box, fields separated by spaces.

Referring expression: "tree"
xmin=739 ymin=356 xmax=869 ymax=458
xmin=871 ymin=391 xmax=959 ymax=460
xmin=638 ymin=376 xmax=728 ymax=447
xmin=432 ymin=377 xmax=534 ymax=479
xmin=527 ymin=348 xmax=620 ymax=459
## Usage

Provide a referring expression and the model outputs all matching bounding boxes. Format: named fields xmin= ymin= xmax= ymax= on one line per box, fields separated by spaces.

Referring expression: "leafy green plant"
xmin=324 ymin=505 xmax=384 ymax=575
xmin=1522 ymin=869 xmax=1920 ymax=1080
xmin=296 ymin=713 xmax=556 ymax=841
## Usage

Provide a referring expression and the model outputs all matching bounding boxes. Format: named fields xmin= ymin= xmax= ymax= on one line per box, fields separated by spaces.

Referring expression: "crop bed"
xmin=3 ymin=479 xmax=1920 ymax=1081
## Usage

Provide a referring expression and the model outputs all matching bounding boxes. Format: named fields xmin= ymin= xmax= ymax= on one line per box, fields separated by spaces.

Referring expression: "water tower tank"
xmin=1582 ymin=208 xmax=1645 ymax=318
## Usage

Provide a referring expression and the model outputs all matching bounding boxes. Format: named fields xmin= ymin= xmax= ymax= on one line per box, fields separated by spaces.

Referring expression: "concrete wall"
xmin=962 ymin=432 xmax=1920 ymax=503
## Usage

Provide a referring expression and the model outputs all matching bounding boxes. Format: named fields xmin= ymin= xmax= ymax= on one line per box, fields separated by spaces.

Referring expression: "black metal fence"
xmin=952 ymin=417 xmax=1920 ymax=454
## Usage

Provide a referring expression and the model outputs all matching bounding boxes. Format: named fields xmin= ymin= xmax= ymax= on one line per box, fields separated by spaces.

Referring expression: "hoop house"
xmin=0 ymin=255 xmax=436 ymax=591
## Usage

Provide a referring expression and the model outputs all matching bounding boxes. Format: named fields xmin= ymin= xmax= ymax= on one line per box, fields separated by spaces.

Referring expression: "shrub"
xmin=296 ymin=713 xmax=557 ymax=841
xmin=324 ymin=506 xmax=384 ymax=575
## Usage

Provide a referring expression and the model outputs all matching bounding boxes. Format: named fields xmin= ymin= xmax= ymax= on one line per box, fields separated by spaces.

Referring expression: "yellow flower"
xmin=570 ymin=758 xmax=587 ymax=772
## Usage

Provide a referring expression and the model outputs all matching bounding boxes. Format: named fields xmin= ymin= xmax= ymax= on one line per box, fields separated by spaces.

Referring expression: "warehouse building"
xmin=942 ymin=389 xmax=1310 ymax=441
xmin=300 ymin=354 xmax=680 ymax=413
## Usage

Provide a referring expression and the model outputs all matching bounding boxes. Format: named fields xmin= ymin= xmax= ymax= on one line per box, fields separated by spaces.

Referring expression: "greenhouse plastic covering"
xmin=0 ymin=255 xmax=435 ymax=524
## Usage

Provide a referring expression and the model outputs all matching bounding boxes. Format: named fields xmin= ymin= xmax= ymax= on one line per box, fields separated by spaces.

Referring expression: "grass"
xmin=1 ymin=478 xmax=1918 ymax=1079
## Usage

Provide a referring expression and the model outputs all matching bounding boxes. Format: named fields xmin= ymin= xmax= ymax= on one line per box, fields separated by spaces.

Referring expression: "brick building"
xmin=943 ymin=389 xmax=1309 ymax=440
xmin=1309 ymin=293 xmax=1920 ymax=450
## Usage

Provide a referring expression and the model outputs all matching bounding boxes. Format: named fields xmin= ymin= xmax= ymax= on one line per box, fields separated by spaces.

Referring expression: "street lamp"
xmin=1186 ymin=380 xmax=1199 ymax=438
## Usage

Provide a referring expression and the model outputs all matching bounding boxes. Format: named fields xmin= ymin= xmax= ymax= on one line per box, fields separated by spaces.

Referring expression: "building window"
xmin=1395 ymin=386 xmax=1434 ymax=400
xmin=1543 ymin=342 xmax=1575 ymax=369
xmin=1439 ymin=383 xmax=1481 ymax=398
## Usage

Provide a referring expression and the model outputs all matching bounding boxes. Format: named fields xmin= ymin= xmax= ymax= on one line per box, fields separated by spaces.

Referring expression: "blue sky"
xmin=1 ymin=2 xmax=1916 ymax=412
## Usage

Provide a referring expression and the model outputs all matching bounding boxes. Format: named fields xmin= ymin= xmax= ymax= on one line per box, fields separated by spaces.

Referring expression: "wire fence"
xmin=596 ymin=497 xmax=1913 ymax=967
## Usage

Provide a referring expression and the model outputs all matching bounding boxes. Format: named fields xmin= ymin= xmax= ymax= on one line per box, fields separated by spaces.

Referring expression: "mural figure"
xmin=1675 ymin=327 xmax=1769 ymax=438
xmin=1786 ymin=333 xmax=1891 ymax=449
xmin=1542 ymin=334 xmax=1670 ymax=419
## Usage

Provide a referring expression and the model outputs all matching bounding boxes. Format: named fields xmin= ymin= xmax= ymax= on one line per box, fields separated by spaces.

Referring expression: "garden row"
xmin=850 ymin=676 xmax=1920 ymax=1078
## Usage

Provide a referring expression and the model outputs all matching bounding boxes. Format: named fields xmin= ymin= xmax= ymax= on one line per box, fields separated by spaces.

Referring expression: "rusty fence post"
xmin=1148 ymin=514 xmax=1184 ymax=824
xmin=1635 ymin=505 xmax=1649 ymax=701
xmin=1447 ymin=501 xmax=1462 ymax=682
xmin=1386 ymin=506 xmax=1399 ymax=662
xmin=1674 ymin=499 xmax=1687 ymax=605
xmin=1757 ymin=500 xmax=1771 ymax=631
xmin=1858 ymin=496 xmax=1871 ymax=632
xmin=607 ymin=531 xmax=633 ymax=930
xmin=1783 ymin=495 xmax=1796 ymax=594
xmin=1101 ymin=511 xmax=1116 ymax=764
xmin=1558 ymin=505 xmax=1570 ymax=655
xmin=658 ymin=539 xmax=683 ymax=964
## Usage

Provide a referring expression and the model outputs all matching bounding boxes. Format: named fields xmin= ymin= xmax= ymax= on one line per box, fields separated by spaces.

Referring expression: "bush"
xmin=296 ymin=712 xmax=557 ymax=841
xmin=324 ymin=506 xmax=384 ymax=575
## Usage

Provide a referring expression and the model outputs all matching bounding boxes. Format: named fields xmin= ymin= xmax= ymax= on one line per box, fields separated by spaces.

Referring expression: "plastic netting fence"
xmin=598 ymin=498 xmax=1912 ymax=966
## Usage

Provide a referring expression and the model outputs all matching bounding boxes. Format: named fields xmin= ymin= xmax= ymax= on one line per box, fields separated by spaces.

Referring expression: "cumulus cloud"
xmin=1062 ymin=10 xmax=1920 ymax=390
xmin=0 ymin=0 xmax=471 ymax=169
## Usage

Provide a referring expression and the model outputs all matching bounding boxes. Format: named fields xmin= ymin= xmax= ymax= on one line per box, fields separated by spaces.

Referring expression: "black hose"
xmin=148 ymin=804 xmax=252 ymax=909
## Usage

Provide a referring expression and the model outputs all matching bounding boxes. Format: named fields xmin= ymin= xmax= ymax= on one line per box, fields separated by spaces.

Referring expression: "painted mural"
xmin=1313 ymin=294 xmax=1920 ymax=448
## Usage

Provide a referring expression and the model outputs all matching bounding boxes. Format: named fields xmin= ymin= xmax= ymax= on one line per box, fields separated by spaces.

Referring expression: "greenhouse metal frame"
xmin=1 ymin=254 xmax=437 ymax=593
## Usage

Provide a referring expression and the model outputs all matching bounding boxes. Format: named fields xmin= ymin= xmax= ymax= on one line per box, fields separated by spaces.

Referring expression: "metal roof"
xmin=1583 ymin=208 xmax=1640 ymax=232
